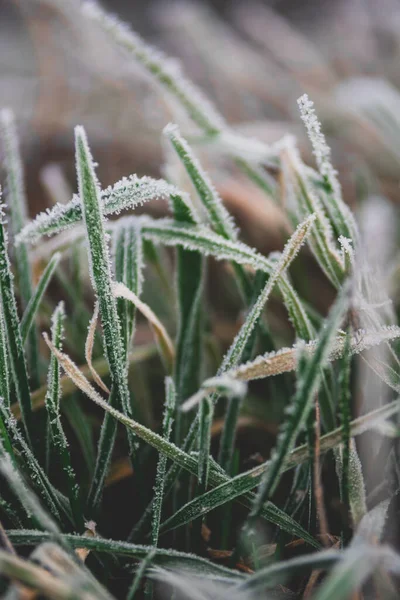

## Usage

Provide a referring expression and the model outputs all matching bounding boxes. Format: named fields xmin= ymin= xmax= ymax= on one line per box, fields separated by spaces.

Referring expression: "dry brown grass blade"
xmin=85 ymin=301 xmax=110 ymax=394
xmin=228 ymin=328 xmax=400 ymax=381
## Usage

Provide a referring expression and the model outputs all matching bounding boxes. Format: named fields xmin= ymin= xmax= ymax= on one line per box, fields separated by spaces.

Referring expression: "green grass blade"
xmin=43 ymin=304 xmax=83 ymax=531
xmin=151 ymin=378 xmax=175 ymax=547
xmin=0 ymin=298 xmax=10 ymax=406
xmin=0 ymin=203 xmax=32 ymax=444
xmin=20 ymin=252 xmax=61 ymax=344
xmin=0 ymin=109 xmax=39 ymax=386
xmin=164 ymin=123 xmax=237 ymax=239
xmin=75 ymin=127 xmax=132 ymax=420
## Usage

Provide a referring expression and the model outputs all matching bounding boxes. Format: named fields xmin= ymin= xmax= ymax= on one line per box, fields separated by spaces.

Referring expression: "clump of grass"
xmin=1 ymin=3 xmax=400 ymax=599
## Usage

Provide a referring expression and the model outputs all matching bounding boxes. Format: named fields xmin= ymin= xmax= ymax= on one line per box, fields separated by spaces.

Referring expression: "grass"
xmin=1 ymin=1 xmax=400 ymax=598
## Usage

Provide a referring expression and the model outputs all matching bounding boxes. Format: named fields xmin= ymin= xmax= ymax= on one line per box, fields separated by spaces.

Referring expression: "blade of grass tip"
xmin=43 ymin=306 xmax=84 ymax=531
xmin=17 ymin=174 xmax=182 ymax=246
xmin=0 ymin=402 xmax=70 ymax=525
xmin=113 ymin=281 xmax=175 ymax=373
xmin=297 ymin=94 xmax=358 ymax=243
xmin=281 ymin=141 xmax=344 ymax=287
xmin=219 ymin=213 xmax=316 ymax=373
xmin=0 ymin=200 xmax=32 ymax=445
xmin=20 ymin=252 xmax=61 ymax=344
xmin=164 ymin=124 xmax=237 ymax=240
xmin=151 ymin=378 xmax=176 ymax=548
xmin=247 ymin=281 xmax=350 ymax=525
xmin=75 ymin=126 xmax=137 ymax=510
xmin=85 ymin=301 xmax=110 ymax=394
xmin=127 ymin=549 xmax=156 ymax=600
xmin=164 ymin=123 xmax=254 ymax=304
xmin=0 ymin=109 xmax=39 ymax=386
xmin=43 ymin=338 xmax=318 ymax=547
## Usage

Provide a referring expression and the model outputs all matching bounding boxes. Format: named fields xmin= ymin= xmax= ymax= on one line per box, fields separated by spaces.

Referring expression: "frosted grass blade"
xmin=75 ymin=126 xmax=132 ymax=420
xmin=297 ymin=94 xmax=358 ymax=243
xmin=0 ymin=109 xmax=39 ymax=385
xmin=43 ymin=305 xmax=83 ymax=531
xmin=17 ymin=175 xmax=181 ymax=246
xmin=20 ymin=252 xmax=61 ymax=344
xmin=164 ymin=124 xmax=237 ymax=239
xmin=85 ymin=301 xmax=110 ymax=394
xmin=0 ymin=298 xmax=10 ymax=406
xmin=7 ymin=530 xmax=243 ymax=578
xmin=0 ymin=202 xmax=32 ymax=444
xmin=151 ymin=378 xmax=175 ymax=547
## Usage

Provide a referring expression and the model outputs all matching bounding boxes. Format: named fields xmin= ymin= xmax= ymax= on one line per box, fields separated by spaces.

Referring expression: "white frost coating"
xmin=297 ymin=94 xmax=358 ymax=242
xmin=164 ymin=123 xmax=238 ymax=239
xmin=17 ymin=175 xmax=182 ymax=245
xmin=228 ymin=325 xmax=400 ymax=381
xmin=297 ymin=94 xmax=341 ymax=198
xmin=81 ymin=1 xmax=225 ymax=135
xmin=181 ymin=375 xmax=247 ymax=413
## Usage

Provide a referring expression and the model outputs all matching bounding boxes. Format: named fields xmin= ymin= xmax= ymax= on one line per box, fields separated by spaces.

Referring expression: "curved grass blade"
xmin=0 ymin=202 xmax=32 ymax=444
xmin=7 ymin=530 xmax=244 ymax=579
xmin=20 ymin=252 xmax=61 ymax=344
xmin=85 ymin=301 xmax=110 ymax=394
xmin=113 ymin=282 xmax=174 ymax=373
xmin=17 ymin=175 xmax=181 ymax=246
xmin=0 ymin=109 xmax=39 ymax=385
xmin=43 ymin=305 xmax=83 ymax=531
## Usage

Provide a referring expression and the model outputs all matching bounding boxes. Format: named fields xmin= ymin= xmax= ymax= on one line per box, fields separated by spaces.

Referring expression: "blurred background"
xmin=4 ymin=0 xmax=400 ymax=238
